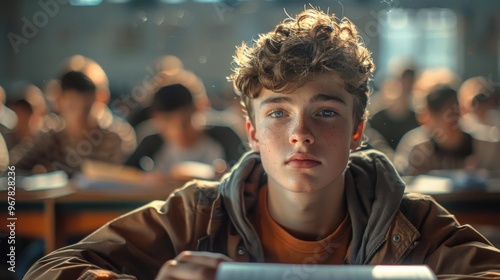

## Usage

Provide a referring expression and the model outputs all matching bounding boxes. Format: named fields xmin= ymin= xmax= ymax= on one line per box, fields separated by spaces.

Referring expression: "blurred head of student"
xmin=9 ymin=84 xmax=48 ymax=138
xmin=458 ymin=76 xmax=495 ymax=115
xmin=61 ymin=55 xmax=110 ymax=106
xmin=425 ymin=85 xmax=461 ymax=138
xmin=59 ymin=71 xmax=97 ymax=133
xmin=230 ymin=9 xmax=375 ymax=193
xmin=151 ymin=84 xmax=201 ymax=149
xmin=470 ymin=90 xmax=500 ymax=124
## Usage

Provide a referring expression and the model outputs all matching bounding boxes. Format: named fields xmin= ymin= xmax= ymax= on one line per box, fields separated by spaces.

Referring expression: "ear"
xmin=416 ymin=110 xmax=429 ymax=126
xmin=96 ymin=88 xmax=110 ymax=104
xmin=350 ymin=121 xmax=365 ymax=150
xmin=245 ymin=119 xmax=260 ymax=152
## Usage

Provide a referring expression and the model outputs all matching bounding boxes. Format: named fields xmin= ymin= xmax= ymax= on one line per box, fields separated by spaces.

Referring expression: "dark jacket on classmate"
xmin=24 ymin=150 xmax=500 ymax=280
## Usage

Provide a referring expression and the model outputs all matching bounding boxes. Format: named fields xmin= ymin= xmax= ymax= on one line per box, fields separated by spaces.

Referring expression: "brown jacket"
xmin=24 ymin=150 xmax=500 ymax=279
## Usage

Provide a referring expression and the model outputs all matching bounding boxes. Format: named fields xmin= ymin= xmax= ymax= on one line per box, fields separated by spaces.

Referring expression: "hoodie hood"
xmin=344 ymin=149 xmax=406 ymax=264
xmin=218 ymin=151 xmax=266 ymax=261
xmin=218 ymin=149 xmax=406 ymax=264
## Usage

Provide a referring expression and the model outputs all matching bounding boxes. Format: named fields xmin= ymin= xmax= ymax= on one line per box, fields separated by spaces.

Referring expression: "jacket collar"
xmin=344 ymin=149 xmax=407 ymax=264
xmin=218 ymin=151 xmax=266 ymax=261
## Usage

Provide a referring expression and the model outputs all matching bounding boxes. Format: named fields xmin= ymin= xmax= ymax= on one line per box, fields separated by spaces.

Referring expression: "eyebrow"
xmin=259 ymin=96 xmax=293 ymax=109
xmin=258 ymin=93 xmax=347 ymax=109
xmin=310 ymin=93 xmax=347 ymax=106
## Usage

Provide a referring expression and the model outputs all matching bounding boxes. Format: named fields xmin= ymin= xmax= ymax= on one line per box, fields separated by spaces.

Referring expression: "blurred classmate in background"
xmin=6 ymin=85 xmax=49 ymax=162
xmin=126 ymin=55 xmax=187 ymax=129
xmin=12 ymin=71 xmax=124 ymax=176
xmin=19 ymin=84 xmax=49 ymax=134
xmin=6 ymin=99 xmax=34 ymax=163
xmin=459 ymin=76 xmax=500 ymax=142
xmin=127 ymin=55 xmax=210 ymax=144
xmin=395 ymin=84 xmax=500 ymax=176
xmin=125 ymin=83 xmax=242 ymax=183
xmin=60 ymin=55 xmax=137 ymax=158
xmin=366 ymin=68 xmax=419 ymax=159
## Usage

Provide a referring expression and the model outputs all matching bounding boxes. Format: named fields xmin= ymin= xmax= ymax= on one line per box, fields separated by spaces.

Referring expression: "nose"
xmin=289 ymin=114 xmax=315 ymax=145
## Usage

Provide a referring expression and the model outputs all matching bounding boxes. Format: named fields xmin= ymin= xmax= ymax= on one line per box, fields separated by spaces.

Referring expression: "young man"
xmin=13 ymin=71 xmax=124 ymax=176
xmin=24 ymin=9 xmax=500 ymax=280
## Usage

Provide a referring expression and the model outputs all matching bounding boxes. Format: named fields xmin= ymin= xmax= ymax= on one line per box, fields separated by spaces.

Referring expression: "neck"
xmin=266 ymin=176 xmax=347 ymax=241
xmin=387 ymin=98 xmax=410 ymax=118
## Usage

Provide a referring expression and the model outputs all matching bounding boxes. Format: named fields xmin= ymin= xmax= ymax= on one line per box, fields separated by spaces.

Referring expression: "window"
xmin=378 ymin=8 xmax=459 ymax=77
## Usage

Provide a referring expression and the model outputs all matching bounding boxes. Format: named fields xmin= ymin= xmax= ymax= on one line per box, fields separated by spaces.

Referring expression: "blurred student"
xmin=7 ymin=85 xmax=48 ymax=165
xmin=459 ymin=76 xmax=500 ymax=142
xmin=12 ymin=71 xmax=124 ymax=176
xmin=60 ymin=55 xmax=137 ymax=159
xmin=368 ymin=68 xmax=419 ymax=156
xmin=6 ymin=100 xmax=33 ymax=146
xmin=6 ymin=85 xmax=48 ymax=156
xmin=126 ymin=55 xmax=188 ymax=128
xmin=127 ymin=57 xmax=210 ymax=143
xmin=125 ymin=83 xmax=237 ymax=182
xmin=25 ymin=8 xmax=500 ymax=280
xmin=395 ymin=84 xmax=500 ymax=176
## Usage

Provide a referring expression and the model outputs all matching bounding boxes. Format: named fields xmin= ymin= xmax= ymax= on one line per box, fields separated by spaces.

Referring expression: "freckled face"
xmin=246 ymin=74 xmax=363 ymax=193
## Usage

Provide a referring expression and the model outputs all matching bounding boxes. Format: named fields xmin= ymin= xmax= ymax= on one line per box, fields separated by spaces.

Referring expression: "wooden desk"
xmin=0 ymin=181 xmax=183 ymax=254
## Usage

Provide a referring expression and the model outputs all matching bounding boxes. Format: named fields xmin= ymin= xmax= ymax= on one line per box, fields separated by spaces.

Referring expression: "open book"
xmin=215 ymin=263 xmax=436 ymax=280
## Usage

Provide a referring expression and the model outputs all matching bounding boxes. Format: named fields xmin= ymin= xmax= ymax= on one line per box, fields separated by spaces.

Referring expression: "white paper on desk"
xmin=215 ymin=263 xmax=437 ymax=280
xmin=21 ymin=171 xmax=68 ymax=191
xmin=405 ymin=175 xmax=453 ymax=194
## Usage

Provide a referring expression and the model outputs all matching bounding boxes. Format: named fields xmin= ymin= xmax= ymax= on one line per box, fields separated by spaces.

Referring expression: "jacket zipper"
xmin=363 ymin=237 xmax=387 ymax=264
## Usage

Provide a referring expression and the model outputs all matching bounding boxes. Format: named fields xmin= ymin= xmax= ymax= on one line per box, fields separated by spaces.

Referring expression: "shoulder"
xmin=165 ymin=179 xmax=221 ymax=211
xmin=399 ymin=193 xmax=461 ymax=235
xmin=399 ymin=127 xmax=430 ymax=148
xmin=370 ymin=109 xmax=389 ymax=122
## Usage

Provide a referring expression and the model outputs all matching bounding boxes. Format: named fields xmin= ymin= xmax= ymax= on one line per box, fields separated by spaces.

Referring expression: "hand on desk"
xmin=156 ymin=251 xmax=233 ymax=280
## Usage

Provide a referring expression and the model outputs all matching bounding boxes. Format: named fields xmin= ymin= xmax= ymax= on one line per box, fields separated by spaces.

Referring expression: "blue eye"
xmin=318 ymin=109 xmax=336 ymax=117
xmin=270 ymin=110 xmax=284 ymax=118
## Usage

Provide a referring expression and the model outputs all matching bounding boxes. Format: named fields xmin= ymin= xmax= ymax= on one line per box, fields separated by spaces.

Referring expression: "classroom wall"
xmin=1 ymin=0 xmax=499 ymax=100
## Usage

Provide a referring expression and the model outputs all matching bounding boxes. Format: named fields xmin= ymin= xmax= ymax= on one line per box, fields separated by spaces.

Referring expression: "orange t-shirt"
xmin=251 ymin=184 xmax=352 ymax=264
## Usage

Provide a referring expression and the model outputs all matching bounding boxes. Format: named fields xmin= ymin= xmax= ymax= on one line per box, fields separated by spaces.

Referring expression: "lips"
xmin=285 ymin=153 xmax=321 ymax=168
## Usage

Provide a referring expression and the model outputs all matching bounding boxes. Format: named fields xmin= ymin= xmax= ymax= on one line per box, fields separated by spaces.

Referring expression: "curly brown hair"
xmin=230 ymin=8 xmax=375 ymax=130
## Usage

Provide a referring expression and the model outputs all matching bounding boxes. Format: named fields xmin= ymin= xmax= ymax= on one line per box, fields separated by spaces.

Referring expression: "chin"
xmin=282 ymin=178 xmax=327 ymax=193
